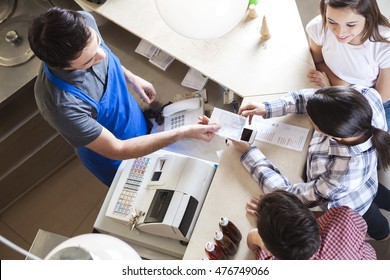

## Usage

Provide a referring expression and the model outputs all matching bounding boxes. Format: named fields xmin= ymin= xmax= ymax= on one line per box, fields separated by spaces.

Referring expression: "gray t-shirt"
xmin=34 ymin=11 xmax=108 ymax=147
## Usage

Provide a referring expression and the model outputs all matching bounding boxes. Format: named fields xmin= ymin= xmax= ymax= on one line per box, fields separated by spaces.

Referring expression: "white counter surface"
xmin=77 ymin=0 xmax=317 ymax=259
xmin=75 ymin=0 xmax=315 ymax=97
xmin=183 ymin=93 xmax=314 ymax=259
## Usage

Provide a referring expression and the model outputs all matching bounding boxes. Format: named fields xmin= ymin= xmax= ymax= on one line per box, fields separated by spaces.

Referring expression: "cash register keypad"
xmin=113 ymin=156 xmax=151 ymax=215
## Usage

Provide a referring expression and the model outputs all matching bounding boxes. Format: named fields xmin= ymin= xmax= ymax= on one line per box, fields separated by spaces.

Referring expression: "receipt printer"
xmin=105 ymin=150 xmax=216 ymax=242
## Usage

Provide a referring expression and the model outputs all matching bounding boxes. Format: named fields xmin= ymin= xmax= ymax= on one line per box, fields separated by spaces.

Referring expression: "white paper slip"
xmin=135 ymin=39 xmax=158 ymax=59
xmin=209 ymin=107 xmax=246 ymax=141
xmin=174 ymin=89 xmax=208 ymax=102
xmin=181 ymin=68 xmax=209 ymax=90
xmin=149 ymin=50 xmax=175 ymax=71
xmin=251 ymin=116 xmax=309 ymax=151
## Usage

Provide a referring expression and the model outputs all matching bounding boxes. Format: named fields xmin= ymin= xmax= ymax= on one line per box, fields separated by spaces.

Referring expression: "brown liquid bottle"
xmin=214 ymin=230 xmax=238 ymax=256
xmin=204 ymin=241 xmax=228 ymax=260
xmin=219 ymin=217 xmax=242 ymax=246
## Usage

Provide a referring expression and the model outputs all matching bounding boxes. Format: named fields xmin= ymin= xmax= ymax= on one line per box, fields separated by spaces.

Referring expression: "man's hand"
xmin=197 ymin=115 xmax=211 ymax=125
xmin=177 ymin=116 xmax=220 ymax=142
xmin=181 ymin=122 xmax=221 ymax=142
xmin=131 ymin=75 xmax=157 ymax=104
xmin=121 ymin=66 xmax=157 ymax=103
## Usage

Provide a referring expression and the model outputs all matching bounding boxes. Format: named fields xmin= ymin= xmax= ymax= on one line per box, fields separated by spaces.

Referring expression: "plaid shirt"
xmin=241 ymin=86 xmax=387 ymax=215
xmin=256 ymin=206 xmax=377 ymax=260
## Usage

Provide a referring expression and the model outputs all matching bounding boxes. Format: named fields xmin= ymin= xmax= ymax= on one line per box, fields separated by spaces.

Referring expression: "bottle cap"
xmin=214 ymin=230 xmax=223 ymax=241
xmin=219 ymin=217 xmax=228 ymax=226
xmin=205 ymin=241 xmax=215 ymax=252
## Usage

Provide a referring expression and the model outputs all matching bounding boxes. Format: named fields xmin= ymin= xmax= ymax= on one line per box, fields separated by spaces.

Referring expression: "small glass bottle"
xmin=204 ymin=241 xmax=228 ymax=260
xmin=214 ymin=230 xmax=238 ymax=256
xmin=219 ymin=217 xmax=242 ymax=246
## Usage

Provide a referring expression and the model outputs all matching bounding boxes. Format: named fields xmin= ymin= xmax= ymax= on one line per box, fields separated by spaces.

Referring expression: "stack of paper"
xmin=135 ymin=39 xmax=175 ymax=71
xmin=148 ymin=50 xmax=175 ymax=71
xmin=135 ymin=39 xmax=158 ymax=59
xmin=181 ymin=68 xmax=209 ymax=90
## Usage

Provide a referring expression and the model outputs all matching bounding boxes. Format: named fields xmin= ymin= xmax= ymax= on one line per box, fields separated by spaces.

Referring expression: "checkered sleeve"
xmin=263 ymin=89 xmax=316 ymax=118
xmin=241 ymin=147 xmax=322 ymax=207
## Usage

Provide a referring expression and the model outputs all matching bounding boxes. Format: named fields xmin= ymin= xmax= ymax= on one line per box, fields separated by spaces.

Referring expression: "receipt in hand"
xmin=209 ymin=107 xmax=247 ymax=141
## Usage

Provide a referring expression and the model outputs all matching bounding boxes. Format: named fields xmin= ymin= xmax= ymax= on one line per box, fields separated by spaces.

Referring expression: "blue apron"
xmin=44 ymin=41 xmax=149 ymax=186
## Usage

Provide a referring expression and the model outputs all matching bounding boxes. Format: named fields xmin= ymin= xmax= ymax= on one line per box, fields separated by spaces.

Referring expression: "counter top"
xmin=183 ymin=93 xmax=314 ymax=260
xmin=75 ymin=0 xmax=315 ymax=98
xmin=79 ymin=0 xmax=318 ymax=259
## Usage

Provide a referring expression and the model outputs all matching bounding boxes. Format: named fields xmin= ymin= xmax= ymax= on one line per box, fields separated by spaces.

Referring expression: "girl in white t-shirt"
xmin=306 ymin=0 xmax=390 ymax=128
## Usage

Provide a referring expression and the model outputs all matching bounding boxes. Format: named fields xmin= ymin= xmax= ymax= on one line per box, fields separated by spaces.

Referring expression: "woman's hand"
xmin=226 ymin=139 xmax=251 ymax=154
xmin=307 ymin=69 xmax=331 ymax=88
xmin=238 ymin=101 xmax=266 ymax=125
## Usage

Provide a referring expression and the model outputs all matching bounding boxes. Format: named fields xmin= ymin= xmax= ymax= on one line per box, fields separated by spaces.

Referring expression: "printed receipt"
xmin=209 ymin=107 xmax=246 ymax=141
xmin=251 ymin=116 xmax=309 ymax=151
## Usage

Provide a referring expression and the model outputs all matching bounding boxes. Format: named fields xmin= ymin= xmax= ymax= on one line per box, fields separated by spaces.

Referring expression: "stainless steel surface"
xmin=0 ymin=0 xmax=52 ymax=105
xmin=0 ymin=15 xmax=35 ymax=67
xmin=0 ymin=0 xmax=16 ymax=23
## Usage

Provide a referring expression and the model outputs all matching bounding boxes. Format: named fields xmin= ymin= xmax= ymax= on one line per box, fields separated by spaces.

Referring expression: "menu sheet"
xmin=251 ymin=116 xmax=309 ymax=151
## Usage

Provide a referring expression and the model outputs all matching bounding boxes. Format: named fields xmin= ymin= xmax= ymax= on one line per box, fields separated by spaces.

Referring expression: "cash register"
xmin=105 ymin=149 xmax=216 ymax=242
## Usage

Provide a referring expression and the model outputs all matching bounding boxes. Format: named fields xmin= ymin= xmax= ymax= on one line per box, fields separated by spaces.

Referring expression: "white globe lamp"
xmin=155 ymin=0 xmax=249 ymax=39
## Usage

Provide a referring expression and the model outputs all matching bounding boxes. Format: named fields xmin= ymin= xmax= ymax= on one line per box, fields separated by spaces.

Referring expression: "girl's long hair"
xmin=307 ymin=87 xmax=390 ymax=170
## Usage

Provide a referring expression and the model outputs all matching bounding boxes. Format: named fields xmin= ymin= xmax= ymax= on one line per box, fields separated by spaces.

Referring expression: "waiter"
xmin=28 ymin=7 xmax=219 ymax=186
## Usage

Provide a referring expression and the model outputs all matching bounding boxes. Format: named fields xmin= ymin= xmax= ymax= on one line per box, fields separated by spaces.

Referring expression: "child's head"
xmin=319 ymin=0 xmax=390 ymax=43
xmin=306 ymin=86 xmax=372 ymax=139
xmin=256 ymin=190 xmax=320 ymax=260
xmin=307 ymin=86 xmax=390 ymax=170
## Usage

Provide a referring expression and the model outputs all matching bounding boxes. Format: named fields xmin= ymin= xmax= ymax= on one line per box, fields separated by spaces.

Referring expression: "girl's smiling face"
xmin=326 ymin=6 xmax=366 ymax=45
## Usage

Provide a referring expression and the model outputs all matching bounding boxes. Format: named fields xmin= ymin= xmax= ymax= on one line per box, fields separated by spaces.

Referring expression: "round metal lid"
xmin=0 ymin=15 xmax=35 ymax=67
xmin=0 ymin=0 xmax=16 ymax=23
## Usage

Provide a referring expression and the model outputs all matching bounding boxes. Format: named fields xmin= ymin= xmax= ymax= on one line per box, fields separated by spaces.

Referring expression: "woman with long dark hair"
xmin=235 ymin=86 xmax=390 ymax=240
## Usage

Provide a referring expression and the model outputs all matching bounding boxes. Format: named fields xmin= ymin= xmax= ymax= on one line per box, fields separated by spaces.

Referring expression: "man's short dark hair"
xmin=28 ymin=7 xmax=91 ymax=68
